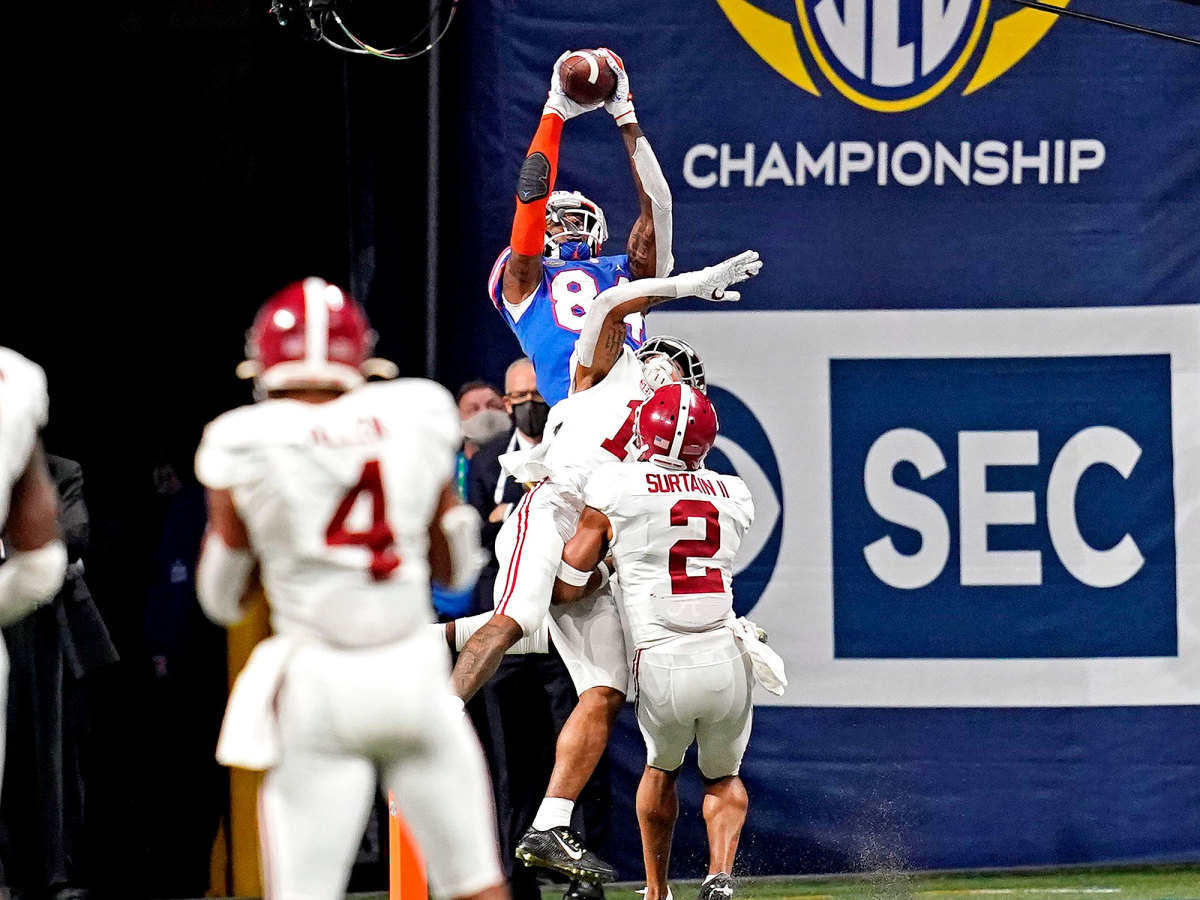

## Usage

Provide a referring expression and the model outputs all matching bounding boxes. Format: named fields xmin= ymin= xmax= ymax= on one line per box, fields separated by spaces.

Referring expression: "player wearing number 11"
xmin=194 ymin=278 xmax=508 ymax=900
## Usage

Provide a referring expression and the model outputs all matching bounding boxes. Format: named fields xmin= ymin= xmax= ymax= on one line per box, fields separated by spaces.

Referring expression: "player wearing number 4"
xmin=553 ymin=384 xmax=788 ymax=900
xmin=194 ymin=278 xmax=508 ymax=900
xmin=489 ymin=47 xmax=674 ymax=406
xmin=451 ymin=251 xmax=762 ymax=883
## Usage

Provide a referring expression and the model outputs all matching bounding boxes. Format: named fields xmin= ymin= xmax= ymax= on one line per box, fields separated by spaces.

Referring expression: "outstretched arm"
xmin=501 ymin=53 xmax=605 ymax=305
xmin=552 ymin=507 xmax=612 ymax=606
xmin=596 ymin=49 xmax=674 ymax=280
xmin=501 ymin=112 xmax=562 ymax=304
xmin=572 ymin=250 xmax=763 ymax=391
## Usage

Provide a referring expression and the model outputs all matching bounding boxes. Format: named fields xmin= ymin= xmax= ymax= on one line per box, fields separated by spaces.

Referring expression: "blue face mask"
xmin=556 ymin=241 xmax=592 ymax=261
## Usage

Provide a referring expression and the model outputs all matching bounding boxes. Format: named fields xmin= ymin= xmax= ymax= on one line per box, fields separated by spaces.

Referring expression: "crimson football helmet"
xmin=635 ymin=383 xmax=719 ymax=471
xmin=637 ymin=335 xmax=706 ymax=394
xmin=235 ymin=277 xmax=397 ymax=396
xmin=544 ymin=190 xmax=608 ymax=260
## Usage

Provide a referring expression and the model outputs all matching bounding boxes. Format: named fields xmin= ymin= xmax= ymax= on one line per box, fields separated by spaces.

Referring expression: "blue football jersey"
xmin=488 ymin=248 xmax=647 ymax=406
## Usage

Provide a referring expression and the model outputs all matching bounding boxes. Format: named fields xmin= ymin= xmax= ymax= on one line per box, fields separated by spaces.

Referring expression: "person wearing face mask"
xmin=464 ymin=358 xmax=610 ymax=900
xmin=457 ymin=381 xmax=511 ymax=462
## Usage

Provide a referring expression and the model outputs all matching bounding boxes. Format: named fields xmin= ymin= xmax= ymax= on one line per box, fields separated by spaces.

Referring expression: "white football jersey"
xmin=500 ymin=346 xmax=654 ymax=539
xmin=539 ymin=346 xmax=653 ymax=487
xmin=195 ymin=379 xmax=461 ymax=648
xmin=0 ymin=347 xmax=50 ymax=530
xmin=585 ymin=460 xmax=755 ymax=650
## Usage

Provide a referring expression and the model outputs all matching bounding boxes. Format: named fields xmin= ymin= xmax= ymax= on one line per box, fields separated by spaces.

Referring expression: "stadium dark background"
xmin=9 ymin=1 xmax=518 ymax=894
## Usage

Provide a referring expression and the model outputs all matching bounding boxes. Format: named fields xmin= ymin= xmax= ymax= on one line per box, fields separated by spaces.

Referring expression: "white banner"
xmin=652 ymin=305 xmax=1200 ymax=707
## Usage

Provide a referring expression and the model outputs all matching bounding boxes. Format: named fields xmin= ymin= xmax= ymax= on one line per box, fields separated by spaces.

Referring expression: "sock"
xmin=703 ymin=874 xmax=724 ymax=885
xmin=532 ymin=796 xmax=575 ymax=831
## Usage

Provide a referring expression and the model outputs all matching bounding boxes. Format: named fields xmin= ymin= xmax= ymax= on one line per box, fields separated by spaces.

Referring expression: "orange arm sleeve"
xmin=510 ymin=113 xmax=564 ymax=256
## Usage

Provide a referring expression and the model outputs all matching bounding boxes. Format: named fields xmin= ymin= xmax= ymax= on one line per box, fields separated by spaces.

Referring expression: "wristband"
xmin=557 ymin=559 xmax=594 ymax=587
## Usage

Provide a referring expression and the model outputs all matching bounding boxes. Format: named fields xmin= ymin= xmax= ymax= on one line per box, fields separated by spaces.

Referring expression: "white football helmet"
xmin=637 ymin=335 xmax=706 ymax=394
xmin=544 ymin=190 xmax=608 ymax=260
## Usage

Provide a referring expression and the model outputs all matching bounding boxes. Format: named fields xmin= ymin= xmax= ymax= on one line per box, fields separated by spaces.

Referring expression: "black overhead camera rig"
xmin=269 ymin=0 xmax=460 ymax=58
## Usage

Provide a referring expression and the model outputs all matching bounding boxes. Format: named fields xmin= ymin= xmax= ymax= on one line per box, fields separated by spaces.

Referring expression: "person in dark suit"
xmin=0 ymin=455 xmax=119 ymax=900
xmin=465 ymin=359 xmax=609 ymax=900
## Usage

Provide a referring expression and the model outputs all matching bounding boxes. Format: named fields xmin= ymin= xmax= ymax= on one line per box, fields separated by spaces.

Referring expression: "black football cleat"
xmin=563 ymin=878 xmax=606 ymax=900
xmin=696 ymin=874 xmax=736 ymax=900
xmin=515 ymin=825 xmax=617 ymax=883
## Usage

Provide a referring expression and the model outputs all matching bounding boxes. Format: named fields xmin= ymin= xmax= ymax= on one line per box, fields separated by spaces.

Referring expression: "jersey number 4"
xmin=669 ymin=499 xmax=723 ymax=594
xmin=325 ymin=460 xmax=401 ymax=581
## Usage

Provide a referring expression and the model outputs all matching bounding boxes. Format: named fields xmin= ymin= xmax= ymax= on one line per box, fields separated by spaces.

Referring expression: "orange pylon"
xmin=388 ymin=791 xmax=428 ymax=900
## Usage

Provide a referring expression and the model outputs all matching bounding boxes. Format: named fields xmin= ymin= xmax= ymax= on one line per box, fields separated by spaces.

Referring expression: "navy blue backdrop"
xmin=439 ymin=0 xmax=1200 ymax=877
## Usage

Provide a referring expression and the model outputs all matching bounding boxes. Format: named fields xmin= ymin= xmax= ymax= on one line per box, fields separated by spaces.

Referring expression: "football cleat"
xmin=564 ymin=878 xmax=606 ymax=900
xmin=697 ymin=873 xmax=736 ymax=900
xmin=515 ymin=825 xmax=617 ymax=883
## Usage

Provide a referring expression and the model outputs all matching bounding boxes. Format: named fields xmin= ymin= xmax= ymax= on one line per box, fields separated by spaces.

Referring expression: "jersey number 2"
xmin=669 ymin=499 xmax=723 ymax=594
xmin=325 ymin=460 xmax=401 ymax=581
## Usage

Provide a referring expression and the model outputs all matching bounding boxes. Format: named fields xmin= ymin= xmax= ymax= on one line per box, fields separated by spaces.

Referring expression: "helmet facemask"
xmin=544 ymin=191 xmax=608 ymax=261
xmin=637 ymin=336 xmax=706 ymax=394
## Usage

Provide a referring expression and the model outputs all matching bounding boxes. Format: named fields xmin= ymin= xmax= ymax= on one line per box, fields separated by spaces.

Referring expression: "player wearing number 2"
xmin=488 ymin=47 xmax=675 ymax=406
xmin=194 ymin=278 xmax=507 ymax=900
xmin=553 ymin=384 xmax=787 ymax=900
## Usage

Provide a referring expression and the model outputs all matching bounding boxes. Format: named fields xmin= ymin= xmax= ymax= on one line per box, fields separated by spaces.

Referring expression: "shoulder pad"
xmin=584 ymin=461 xmax=628 ymax=513
xmin=365 ymin=379 xmax=461 ymax=451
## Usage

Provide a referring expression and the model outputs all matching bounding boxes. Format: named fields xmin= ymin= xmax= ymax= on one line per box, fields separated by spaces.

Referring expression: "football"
xmin=558 ymin=50 xmax=617 ymax=106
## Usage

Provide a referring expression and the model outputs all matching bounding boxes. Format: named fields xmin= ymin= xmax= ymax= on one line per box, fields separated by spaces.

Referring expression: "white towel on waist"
xmin=216 ymin=634 xmax=301 ymax=770
xmin=728 ymin=616 xmax=788 ymax=696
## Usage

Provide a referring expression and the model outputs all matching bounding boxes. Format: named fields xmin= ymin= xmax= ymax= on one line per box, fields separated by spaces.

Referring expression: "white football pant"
xmin=633 ymin=631 xmax=754 ymax=779
xmin=493 ymin=484 xmax=628 ymax=695
xmin=257 ymin=630 xmax=503 ymax=900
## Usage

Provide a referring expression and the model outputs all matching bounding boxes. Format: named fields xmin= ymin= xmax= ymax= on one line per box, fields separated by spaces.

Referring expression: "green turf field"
xmin=532 ymin=866 xmax=1200 ymax=900
xmin=355 ymin=864 xmax=1200 ymax=900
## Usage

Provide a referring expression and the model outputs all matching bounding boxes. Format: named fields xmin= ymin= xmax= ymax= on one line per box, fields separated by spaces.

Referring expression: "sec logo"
xmin=715 ymin=0 xmax=1065 ymax=111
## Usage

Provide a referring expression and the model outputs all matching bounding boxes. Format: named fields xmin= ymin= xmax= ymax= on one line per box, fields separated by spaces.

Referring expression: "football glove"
xmin=676 ymin=250 xmax=763 ymax=302
xmin=544 ymin=51 xmax=606 ymax=121
xmin=596 ymin=48 xmax=636 ymax=125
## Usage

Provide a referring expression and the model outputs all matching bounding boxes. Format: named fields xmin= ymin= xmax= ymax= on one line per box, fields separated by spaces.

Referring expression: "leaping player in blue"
xmin=487 ymin=48 xmax=674 ymax=405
